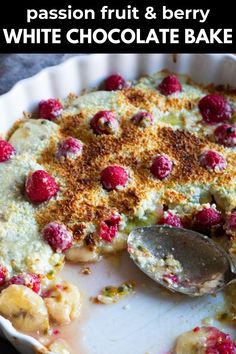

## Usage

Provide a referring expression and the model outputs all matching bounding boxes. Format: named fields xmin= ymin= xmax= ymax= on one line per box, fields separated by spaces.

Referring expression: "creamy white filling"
xmin=0 ymin=127 xmax=63 ymax=278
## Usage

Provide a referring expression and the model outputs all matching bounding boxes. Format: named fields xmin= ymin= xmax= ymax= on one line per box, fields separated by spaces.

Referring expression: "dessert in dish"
xmin=0 ymin=70 xmax=236 ymax=353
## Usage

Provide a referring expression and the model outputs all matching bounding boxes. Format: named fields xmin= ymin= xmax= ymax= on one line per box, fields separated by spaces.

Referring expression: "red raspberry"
xmin=101 ymin=165 xmax=129 ymax=191
xmin=90 ymin=110 xmax=119 ymax=135
xmin=205 ymin=326 xmax=236 ymax=354
xmin=9 ymin=273 xmax=41 ymax=293
xmin=198 ymin=94 xmax=233 ymax=125
xmin=193 ymin=327 xmax=201 ymax=333
xmin=200 ymin=150 xmax=226 ymax=172
xmin=158 ymin=211 xmax=183 ymax=228
xmin=151 ymin=155 xmax=173 ymax=180
xmin=224 ymin=211 xmax=236 ymax=235
xmin=104 ymin=74 xmax=128 ymax=91
xmin=0 ymin=265 xmax=7 ymax=286
xmin=158 ymin=75 xmax=182 ymax=96
xmin=99 ymin=214 xmax=120 ymax=242
xmin=0 ymin=140 xmax=16 ymax=162
xmin=214 ymin=124 xmax=236 ymax=147
xmin=25 ymin=170 xmax=59 ymax=203
xmin=56 ymin=137 xmax=83 ymax=159
xmin=194 ymin=207 xmax=222 ymax=230
xmin=39 ymin=99 xmax=63 ymax=121
xmin=42 ymin=222 xmax=73 ymax=253
xmin=163 ymin=273 xmax=179 ymax=284
xmin=132 ymin=111 xmax=154 ymax=128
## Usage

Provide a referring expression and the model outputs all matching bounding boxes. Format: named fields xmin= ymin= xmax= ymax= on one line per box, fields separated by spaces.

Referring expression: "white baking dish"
xmin=0 ymin=53 xmax=236 ymax=354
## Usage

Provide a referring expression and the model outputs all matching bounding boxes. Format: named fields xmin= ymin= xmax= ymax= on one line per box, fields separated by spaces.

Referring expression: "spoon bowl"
xmin=127 ymin=226 xmax=235 ymax=296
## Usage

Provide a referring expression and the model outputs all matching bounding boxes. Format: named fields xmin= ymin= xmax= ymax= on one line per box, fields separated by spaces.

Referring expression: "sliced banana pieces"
xmin=48 ymin=339 xmax=71 ymax=354
xmin=0 ymin=284 xmax=49 ymax=333
xmin=175 ymin=328 xmax=207 ymax=354
xmin=44 ymin=281 xmax=81 ymax=325
xmin=65 ymin=245 xmax=99 ymax=263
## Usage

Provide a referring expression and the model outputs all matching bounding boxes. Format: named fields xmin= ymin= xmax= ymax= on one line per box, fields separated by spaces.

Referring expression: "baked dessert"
xmin=0 ymin=71 xmax=235 ymax=353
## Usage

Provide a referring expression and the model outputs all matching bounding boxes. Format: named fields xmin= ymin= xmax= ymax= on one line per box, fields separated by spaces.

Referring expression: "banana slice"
xmin=44 ymin=281 xmax=81 ymax=325
xmin=0 ymin=284 xmax=49 ymax=334
xmin=65 ymin=245 xmax=100 ymax=262
xmin=48 ymin=339 xmax=71 ymax=354
xmin=175 ymin=327 xmax=208 ymax=354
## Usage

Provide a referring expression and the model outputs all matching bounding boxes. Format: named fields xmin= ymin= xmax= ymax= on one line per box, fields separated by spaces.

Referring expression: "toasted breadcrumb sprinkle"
xmin=80 ymin=266 xmax=91 ymax=275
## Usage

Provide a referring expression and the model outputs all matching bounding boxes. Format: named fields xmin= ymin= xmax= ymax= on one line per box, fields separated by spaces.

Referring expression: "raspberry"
xmin=132 ymin=111 xmax=154 ymax=128
xmin=193 ymin=327 xmax=201 ymax=333
xmin=163 ymin=273 xmax=179 ymax=284
xmin=158 ymin=211 xmax=183 ymax=228
xmin=205 ymin=326 xmax=236 ymax=354
xmin=104 ymin=74 xmax=128 ymax=91
xmin=214 ymin=124 xmax=236 ymax=147
xmin=9 ymin=273 xmax=41 ymax=293
xmin=198 ymin=94 xmax=233 ymax=125
xmin=200 ymin=150 xmax=226 ymax=172
xmin=90 ymin=110 xmax=119 ymax=135
xmin=99 ymin=214 xmax=120 ymax=242
xmin=39 ymin=99 xmax=63 ymax=120
xmin=158 ymin=75 xmax=182 ymax=96
xmin=224 ymin=211 xmax=236 ymax=235
xmin=150 ymin=155 xmax=173 ymax=180
xmin=25 ymin=170 xmax=59 ymax=203
xmin=0 ymin=265 xmax=7 ymax=286
xmin=42 ymin=222 xmax=73 ymax=253
xmin=56 ymin=137 xmax=83 ymax=159
xmin=194 ymin=207 xmax=222 ymax=230
xmin=101 ymin=165 xmax=129 ymax=191
xmin=0 ymin=140 xmax=16 ymax=162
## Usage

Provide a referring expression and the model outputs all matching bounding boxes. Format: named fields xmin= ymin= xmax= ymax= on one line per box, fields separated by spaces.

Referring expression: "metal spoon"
xmin=127 ymin=225 xmax=236 ymax=296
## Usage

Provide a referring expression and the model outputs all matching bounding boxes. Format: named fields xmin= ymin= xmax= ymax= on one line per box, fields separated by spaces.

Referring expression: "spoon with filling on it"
xmin=127 ymin=225 xmax=236 ymax=296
